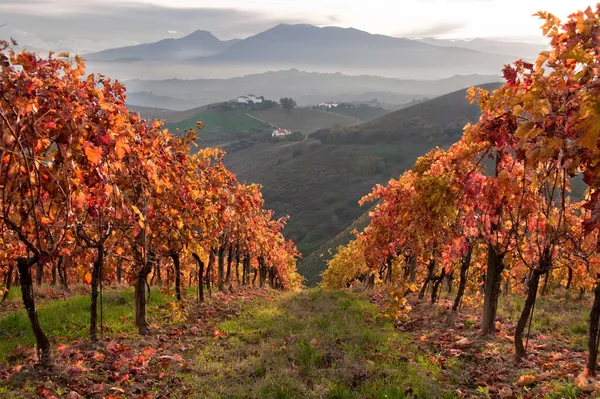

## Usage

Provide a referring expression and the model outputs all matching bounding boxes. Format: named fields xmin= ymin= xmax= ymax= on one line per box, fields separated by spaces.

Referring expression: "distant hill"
xmin=126 ymin=91 xmax=199 ymax=110
xmin=222 ymin=83 xmax=502 ymax=285
xmin=125 ymin=69 xmax=500 ymax=109
xmin=86 ymin=30 xmax=240 ymax=61
xmin=312 ymin=82 xmax=502 ymax=145
xmin=188 ymin=24 xmax=516 ymax=77
xmin=416 ymin=38 xmax=546 ymax=59
xmin=127 ymin=101 xmax=358 ymax=146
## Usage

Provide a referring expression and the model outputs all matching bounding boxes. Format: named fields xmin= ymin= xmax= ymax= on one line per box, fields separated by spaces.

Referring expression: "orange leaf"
xmin=115 ymin=137 xmax=129 ymax=160
xmin=84 ymin=141 xmax=103 ymax=165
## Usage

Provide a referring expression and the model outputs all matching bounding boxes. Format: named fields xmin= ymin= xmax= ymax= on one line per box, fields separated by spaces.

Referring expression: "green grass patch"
xmin=182 ymin=288 xmax=448 ymax=398
xmin=499 ymin=293 xmax=590 ymax=350
xmin=0 ymin=287 xmax=171 ymax=364
xmin=167 ymin=110 xmax=266 ymax=139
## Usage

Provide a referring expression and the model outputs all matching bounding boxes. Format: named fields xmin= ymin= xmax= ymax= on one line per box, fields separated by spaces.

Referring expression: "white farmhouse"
xmin=237 ymin=94 xmax=264 ymax=104
xmin=272 ymin=128 xmax=292 ymax=137
xmin=318 ymin=101 xmax=338 ymax=109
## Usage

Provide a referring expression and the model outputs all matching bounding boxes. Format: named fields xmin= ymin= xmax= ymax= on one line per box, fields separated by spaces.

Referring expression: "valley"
xmin=132 ymin=83 xmax=500 ymax=285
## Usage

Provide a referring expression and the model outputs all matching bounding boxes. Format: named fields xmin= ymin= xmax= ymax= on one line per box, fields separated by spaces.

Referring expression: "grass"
xmin=182 ymin=289 xmax=453 ymax=398
xmin=498 ymin=292 xmax=590 ymax=350
xmin=166 ymin=110 xmax=267 ymax=140
xmin=248 ymin=107 xmax=356 ymax=135
xmin=1 ymin=284 xmax=593 ymax=398
xmin=0 ymin=287 xmax=172 ymax=364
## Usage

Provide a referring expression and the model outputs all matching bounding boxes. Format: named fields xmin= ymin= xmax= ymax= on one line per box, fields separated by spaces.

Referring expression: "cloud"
xmin=400 ymin=21 xmax=466 ymax=37
xmin=0 ymin=2 xmax=315 ymax=52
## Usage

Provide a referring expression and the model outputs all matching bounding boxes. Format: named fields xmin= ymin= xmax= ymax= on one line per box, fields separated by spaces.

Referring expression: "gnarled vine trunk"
xmin=431 ymin=267 xmax=446 ymax=304
xmin=1 ymin=262 xmax=14 ymax=304
xmin=226 ymin=245 xmax=233 ymax=283
xmin=18 ymin=257 xmax=51 ymax=366
xmin=258 ymin=256 xmax=266 ymax=287
xmin=134 ymin=250 xmax=154 ymax=336
xmin=235 ymin=252 xmax=241 ymax=286
xmin=90 ymin=246 xmax=104 ymax=341
xmin=206 ymin=250 xmax=215 ymax=295
xmin=192 ymin=253 xmax=204 ymax=303
xmin=515 ymin=268 xmax=543 ymax=358
xmin=218 ymin=246 xmax=225 ymax=291
xmin=35 ymin=262 xmax=43 ymax=286
xmin=419 ymin=258 xmax=436 ymax=300
xmin=453 ymin=244 xmax=473 ymax=311
xmin=385 ymin=257 xmax=393 ymax=284
xmin=587 ymin=278 xmax=600 ymax=375
xmin=481 ymin=245 xmax=504 ymax=335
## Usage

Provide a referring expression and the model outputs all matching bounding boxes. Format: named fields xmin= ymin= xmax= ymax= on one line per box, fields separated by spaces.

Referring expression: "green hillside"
xmin=248 ymin=107 xmax=357 ymax=135
xmin=167 ymin=110 xmax=267 ymax=141
xmin=317 ymin=105 xmax=389 ymax=121
xmin=224 ymin=83 xmax=502 ymax=285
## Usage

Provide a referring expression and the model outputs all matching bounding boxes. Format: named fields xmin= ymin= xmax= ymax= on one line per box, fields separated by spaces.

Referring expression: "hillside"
xmin=166 ymin=110 xmax=267 ymax=143
xmin=130 ymin=104 xmax=360 ymax=145
xmin=223 ymin=83 xmax=502 ymax=284
xmin=248 ymin=108 xmax=358 ymax=135
xmin=311 ymin=82 xmax=501 ymax=145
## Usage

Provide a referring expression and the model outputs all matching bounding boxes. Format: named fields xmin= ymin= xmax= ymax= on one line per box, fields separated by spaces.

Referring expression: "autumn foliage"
xmin=0 ymin=41 xmax=301 ymax=365
xmin=322 ymin=4 xmax=600 ymax=375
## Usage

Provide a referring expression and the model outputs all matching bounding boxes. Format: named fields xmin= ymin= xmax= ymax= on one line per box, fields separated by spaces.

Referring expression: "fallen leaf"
xmin=575 ymin=372 xmax=596 ymax=393
xmin=454 ymin=338 xmax=473 ymax=349
xmin=516 ymin=374 xmax=536 ymax=387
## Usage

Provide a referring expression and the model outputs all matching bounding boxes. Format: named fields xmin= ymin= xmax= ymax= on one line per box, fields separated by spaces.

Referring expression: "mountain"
xmin=221 ymin=83 xmax=502 ymax=284
xmin=124 ymin=69 xmax=500 ymax=109
xmin=417 ymin=37 xmax=546 ymax=59
xmin=188 ymin=24 xmax=517 ymax=77
xmin=86 ymin=30 xmax=240 ymax=61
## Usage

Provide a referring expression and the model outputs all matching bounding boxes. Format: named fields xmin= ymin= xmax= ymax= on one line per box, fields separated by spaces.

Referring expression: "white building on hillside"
xmin=272 ymin=128 xmax=292 ymax=137
xmin=318 ymin=101 xmax=338 ymax=108
xmin=237 ymin=94 xmax=264 ymax=104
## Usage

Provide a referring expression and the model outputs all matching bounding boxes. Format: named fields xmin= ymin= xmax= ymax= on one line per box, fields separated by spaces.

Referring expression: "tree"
xmin=279 ymin=97 xmax=297 ymax=114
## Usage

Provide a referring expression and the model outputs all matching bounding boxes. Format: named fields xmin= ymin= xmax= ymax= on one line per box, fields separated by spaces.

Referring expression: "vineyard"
xmin=321 ymin=5 xmax=600 ymax=396
xmin=5 ymin=4 xmax=600 ymax=399
xmin=0 ymin=35 xmax=302 ymax=381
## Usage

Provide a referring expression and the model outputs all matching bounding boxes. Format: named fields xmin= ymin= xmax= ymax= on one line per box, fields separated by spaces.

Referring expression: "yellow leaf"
xmin=577 ymin=114 xmax=600 ymax=150
xmin=514 ymin=122 xmax=534 ymax=140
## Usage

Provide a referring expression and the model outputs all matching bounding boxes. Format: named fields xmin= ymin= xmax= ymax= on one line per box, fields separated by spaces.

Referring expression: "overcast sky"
xmin=1 ymin=0 xmax=597 ymax=53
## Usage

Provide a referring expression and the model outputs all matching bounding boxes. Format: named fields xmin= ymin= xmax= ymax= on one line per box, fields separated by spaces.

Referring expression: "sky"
xmin=1 ymin=0 xmax=598 ymax=53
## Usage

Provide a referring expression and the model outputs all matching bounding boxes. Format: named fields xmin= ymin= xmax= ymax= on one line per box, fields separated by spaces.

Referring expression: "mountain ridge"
xmin=85 ymin=30 xmax=240 ymax=61
xmin=124 ymin=69 xmax=500 ymax=109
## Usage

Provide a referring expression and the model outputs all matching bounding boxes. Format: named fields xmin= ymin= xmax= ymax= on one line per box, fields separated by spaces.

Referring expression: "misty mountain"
xmin=125 ymin=69 xmax=500 ymax=109
xmin=416 ymin=37 xmax=546 ymax=59
xmin=187 ymin=24 xmax=517 ymax=77
xmin=86 ymin=30 xmax=240 ymax=61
